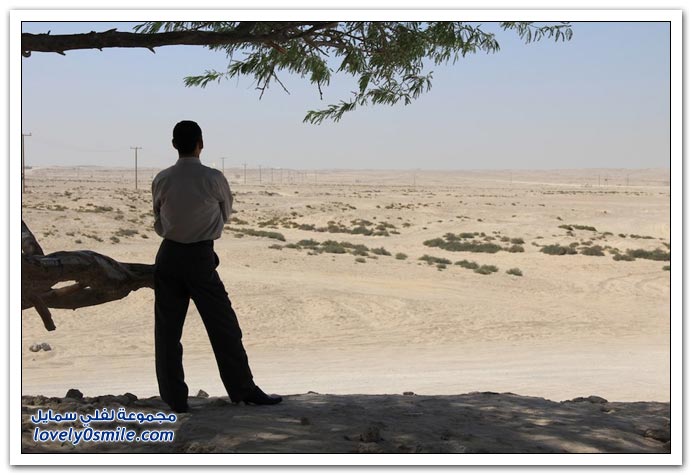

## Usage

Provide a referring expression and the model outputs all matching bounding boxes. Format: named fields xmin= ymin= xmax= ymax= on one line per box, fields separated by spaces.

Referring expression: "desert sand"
xmin=20 ymin=166 xmax=671 ymax=454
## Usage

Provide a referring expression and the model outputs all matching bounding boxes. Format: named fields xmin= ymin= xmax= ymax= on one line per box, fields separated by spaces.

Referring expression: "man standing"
xmin=152 ymin=120 xmax=281 ymax=412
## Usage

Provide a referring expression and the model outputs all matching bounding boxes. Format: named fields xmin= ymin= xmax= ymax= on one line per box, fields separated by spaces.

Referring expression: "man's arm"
xmin=216 ymin=173 xmax=234 ymax=223
xmin=152 ymin=178 xmax=164 ymax=237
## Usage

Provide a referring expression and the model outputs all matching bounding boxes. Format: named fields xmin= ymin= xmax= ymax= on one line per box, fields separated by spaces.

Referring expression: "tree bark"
xmin=21 ymin=221 xmax=154 ymax=331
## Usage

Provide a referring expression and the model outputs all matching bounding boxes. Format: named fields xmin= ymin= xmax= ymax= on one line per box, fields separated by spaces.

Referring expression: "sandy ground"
xmin=19 ymin=166 xmax=671 ymax=454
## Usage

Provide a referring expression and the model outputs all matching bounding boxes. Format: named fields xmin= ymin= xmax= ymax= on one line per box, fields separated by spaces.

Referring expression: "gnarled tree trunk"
xmin=21 ymin=220 xmax=154 ymax=331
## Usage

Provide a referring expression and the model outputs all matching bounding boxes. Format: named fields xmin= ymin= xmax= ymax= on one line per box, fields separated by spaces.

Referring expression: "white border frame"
xmin=9 ymin=9 xmax=682 ymax=466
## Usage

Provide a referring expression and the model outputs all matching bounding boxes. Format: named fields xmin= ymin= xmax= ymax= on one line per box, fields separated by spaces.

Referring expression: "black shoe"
xmin=233 ymin=386 xmax=282 ymax=405
xmin=170 ymin=404 xmax=189 ymax=413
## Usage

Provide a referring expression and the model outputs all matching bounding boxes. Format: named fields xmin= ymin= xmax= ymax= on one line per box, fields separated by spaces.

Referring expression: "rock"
xmin=360 ymin=426 xmax=382 ymax=443
xmin=122 ymin=392 xmax=138 ymax=403
xmin=196 ymin=389 xmax=209 ymax=398
xmin=29 ymin=343 xmax=52 ymax=352
xmin=209 ymin=397 xmax=230 ymax=407
xmin=64 ymin=389 xmax=83 ymax=401
xmin=564 ymin=395 xmax=608 ymax=404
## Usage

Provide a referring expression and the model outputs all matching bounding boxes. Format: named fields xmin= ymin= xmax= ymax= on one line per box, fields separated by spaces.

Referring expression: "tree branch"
xmin=21 ymin=23 xmax=340 ymax=56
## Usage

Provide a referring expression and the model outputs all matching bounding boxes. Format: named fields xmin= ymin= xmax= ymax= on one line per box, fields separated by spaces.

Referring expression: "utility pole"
xmin=130 ymin=146 xmax=142 ymax=190
xmin=21 ymin=132 xmax=31 ymax=193
xmin=220 ymin=157 xmax=227 ymax=176
xmin=243 ymin=162 xmax=247 ymax=185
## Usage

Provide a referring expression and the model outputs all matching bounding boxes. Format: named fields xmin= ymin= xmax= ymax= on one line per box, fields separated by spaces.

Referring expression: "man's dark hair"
xmin=172 ymin=120 xmax=203 ymax=154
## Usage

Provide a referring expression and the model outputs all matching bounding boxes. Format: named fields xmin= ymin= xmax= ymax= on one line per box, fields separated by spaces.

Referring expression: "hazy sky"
xmin=21 ymin=21 xmax=670 ymax=170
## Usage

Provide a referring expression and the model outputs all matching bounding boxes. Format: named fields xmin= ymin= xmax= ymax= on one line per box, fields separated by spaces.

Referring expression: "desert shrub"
xmin=474 ymin=265 xmax=499 ymax=275
xmin=355 ymin=257 xmax=367 ymax=263
xmin=458 ymin=232 xmax=478 ymax=239
xmin=500 ymin=236 xmax=510 ymax=242
xmin=436 ymin=264 xmax=447 ymax=270
xmin=580 ymin=245 xmax=605 ymax=256
xmin=268 ymin=244 xmax=283 ymax=250
xmin=371 ymin=247 xmax=391 ymax=256
xmin=506 ymin=245 xmax=525 ymax=253
xmin=351 ymin=226 xmax=373 ymax=235
xmin=613 ymin=254 xmax=635 ymax=261
xmin=419 ymin=255 xmax=452 ymax=266
xmin=284 ymin=243 xmax=300 ymax=249
xmin=110 ymin=236 xmax=120 ymax=243
xmin=297 ymin=239 xmax=320 ymax=248
xmin=229 ymin=227 xmax=285 ymax=241
xmin=395 ymin=253 xmax=408 ymax=260
xmin=540 ymin=244 xmax=577 ymax=256
xmin=298 ymin=223 xmax=316 ymax=231
xmin=455 ymin=260 xmax=479 ymax=270
xmin=506 ymin=268 xmax=523 ymax=276
xmin=321 ymin=240 xmax=347 ymax=254
xmin=510 ymin=237 xmax=525 ymax=244
xmin=115 ymin=228 xmax=138 ymax=237
xmin=663 ymin=265 xmax=670 ymax=271
xmin=626 ymin=248 xmax=670 ymax=261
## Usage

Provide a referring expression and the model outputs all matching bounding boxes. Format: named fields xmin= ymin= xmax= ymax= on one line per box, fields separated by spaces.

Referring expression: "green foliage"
xmin=419 ymin=255 xmax=452 ymax=266
xmin=474 ymin=265 xmax=499 ymax=275
xmin=395 ymin=252 xmax=408 ymax=260
xmin=506 ymin=268 xmax=523 ymax=276
xmin=134 ymin=21 xmax=572 ymax=123
xmin=424 ymin=233 xmax=504 ymax=253
xmin=454 ymin=259 xmax=479 ymax=270
xmin=626 ymin=248 xmax=670 ymax=261
xmin=579 ymin=245 xmax=605 ymax=256
xmin=540 ymin=244 xmax=577 ymax=255
xmin=612 ymin=253 xmax=635 ymax=262
xmin=228 ymin=227 xmax=286 ymax=241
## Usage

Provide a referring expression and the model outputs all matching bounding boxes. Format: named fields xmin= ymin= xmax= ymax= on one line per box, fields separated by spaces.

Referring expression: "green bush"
xmin=626 ymin=248 xmax=670 ymax=261
xmin=613 ymin=253 xmax=635 ymax=261
xmin=580 ymin=246 xmax=605 ymax=256
xmin=474 ymin=265 xmax=499 ymax=275
xmin=395 ymin=253 xmax=408 ymax=260
xmin=355 ymin=257 xmax=367 ymax=263
xmin=371 ymin=247 xmax=391 ymax=256
xmin=455 ymin=260 xmax=479 ymax=270
xmin=228 ymin=227 xmax=286 ymax=241
xmin=419 ymin=255 xmax=452 ymax=266
xmin=506 ymin=268 xmax=523 ymax=276
xmin=506 ymin=244 xmax=525 ymax=253
xmin=540 ymin=244 xmax=577 ymax=256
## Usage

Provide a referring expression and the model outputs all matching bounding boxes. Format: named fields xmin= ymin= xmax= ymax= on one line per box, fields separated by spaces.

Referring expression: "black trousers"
xmin=154 ymin=238 xmax=255 ymax=409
